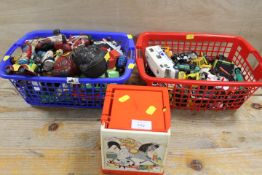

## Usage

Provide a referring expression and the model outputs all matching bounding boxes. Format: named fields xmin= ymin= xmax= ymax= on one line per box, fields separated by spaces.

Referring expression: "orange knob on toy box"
xmin=100 ymin=85 xmax=171 ymax=175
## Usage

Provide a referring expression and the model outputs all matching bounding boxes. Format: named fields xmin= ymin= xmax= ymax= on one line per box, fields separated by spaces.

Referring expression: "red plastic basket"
xmin=136 ymin=32 xmax=262 ymax=110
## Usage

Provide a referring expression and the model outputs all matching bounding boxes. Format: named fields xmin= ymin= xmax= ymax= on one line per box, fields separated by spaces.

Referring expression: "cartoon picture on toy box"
xmin=104 ymin=137 xmax=165 ymax=172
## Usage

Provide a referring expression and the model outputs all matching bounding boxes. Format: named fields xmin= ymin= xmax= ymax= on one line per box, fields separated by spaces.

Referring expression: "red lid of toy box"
xmin=101 ymin=85 xmax=171 ymax=132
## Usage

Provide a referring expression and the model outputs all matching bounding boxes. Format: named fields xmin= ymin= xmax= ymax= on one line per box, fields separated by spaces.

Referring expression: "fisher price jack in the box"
xmin=100 ymin=84 xmax=171 ymax=175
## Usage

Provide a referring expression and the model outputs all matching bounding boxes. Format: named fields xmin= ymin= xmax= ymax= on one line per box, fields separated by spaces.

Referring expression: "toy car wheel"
xmin=18 ymin=66 xmax=26 ymax=74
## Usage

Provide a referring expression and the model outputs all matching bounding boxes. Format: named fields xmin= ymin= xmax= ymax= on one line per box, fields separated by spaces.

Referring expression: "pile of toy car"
xmin=145 ymin=45 xmax=244 ymax=84
xmin=5 ymin=29 xmax=127 ymax=79
xmin=145 ymin=45 xmax=246 ymax=109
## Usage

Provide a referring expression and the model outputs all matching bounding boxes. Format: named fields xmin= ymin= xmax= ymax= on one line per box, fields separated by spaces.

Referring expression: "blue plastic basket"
xmin=0 ymin=30 xmax=135 ymax=108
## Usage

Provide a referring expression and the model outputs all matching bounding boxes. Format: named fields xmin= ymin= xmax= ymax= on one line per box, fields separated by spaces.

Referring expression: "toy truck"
xmin=172 ymin=51 xmax=198 ymax=63
xmin=191 ymin=53 xmax=212 ymax=69
xmin=175 ymin=64 xmax=200 ymax=73
xmin=145 ymin=45 xmax=178 ymax=78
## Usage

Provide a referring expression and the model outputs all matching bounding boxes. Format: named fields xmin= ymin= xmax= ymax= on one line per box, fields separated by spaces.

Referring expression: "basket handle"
xmin=249 ymin=49 xmax=262 ymax=81
xmin=0 ymin=42 xmax=22 ymax=78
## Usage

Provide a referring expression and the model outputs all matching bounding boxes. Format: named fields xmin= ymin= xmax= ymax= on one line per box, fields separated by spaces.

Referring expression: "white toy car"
xmin=145 ymin=45 xmax=178 ymax=78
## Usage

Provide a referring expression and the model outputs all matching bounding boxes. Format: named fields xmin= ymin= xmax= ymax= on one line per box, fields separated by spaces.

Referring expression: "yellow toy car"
xmin=6 ymin=63 xmax=37 ymax=75
xmin=161 ymin=46 xmax=173 ymax=58
xmin=191 ymin=53 xmax=212 ymax=69
xmin=178 ymin=71 xmax=187 ymax=79
xmin=187 ymin=72 xmax=200 ymax=80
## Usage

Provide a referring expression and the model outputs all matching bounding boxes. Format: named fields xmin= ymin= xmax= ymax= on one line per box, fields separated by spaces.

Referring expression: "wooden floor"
xmin=0 ymin=71 xmax=261 ymax=175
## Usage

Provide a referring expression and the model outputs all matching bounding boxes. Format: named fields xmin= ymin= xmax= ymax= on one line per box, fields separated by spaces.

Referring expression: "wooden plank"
xmin=0 ymin=148 xmax=261 ymax=175
xmin=0 ymin=77 xmax=261 ymax=174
